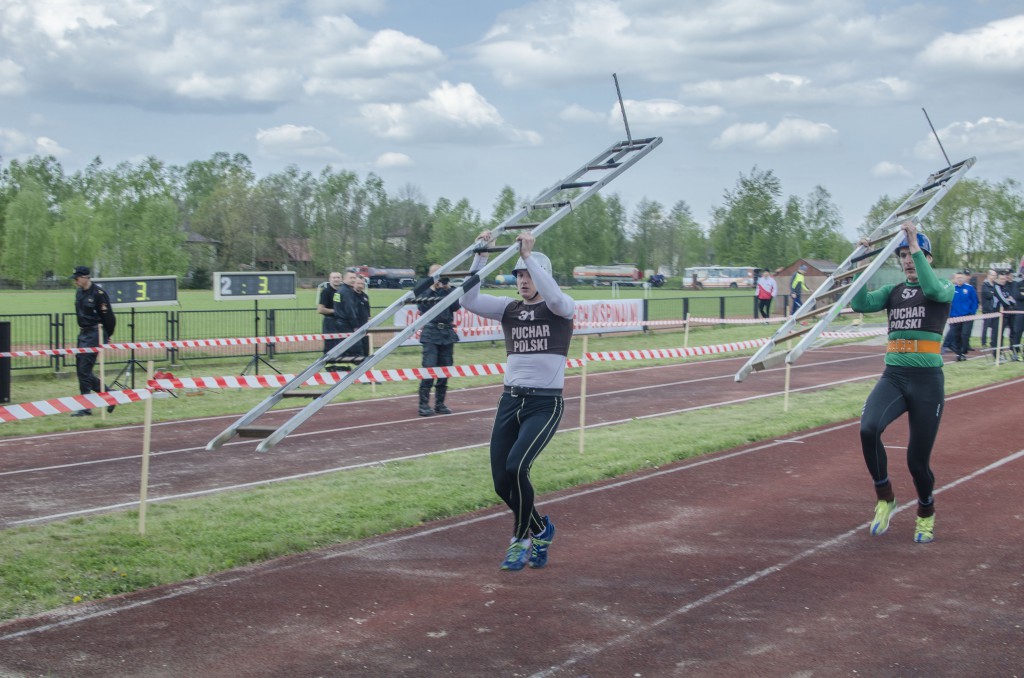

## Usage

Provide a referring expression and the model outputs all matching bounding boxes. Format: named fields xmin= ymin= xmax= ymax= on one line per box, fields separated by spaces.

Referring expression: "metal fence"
xmin=3 ymin=294 xmax=783 ymax=373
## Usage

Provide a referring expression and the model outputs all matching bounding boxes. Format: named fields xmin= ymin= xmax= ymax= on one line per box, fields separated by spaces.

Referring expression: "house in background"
xmin=776 ymin=258 xmax=837 ymax=288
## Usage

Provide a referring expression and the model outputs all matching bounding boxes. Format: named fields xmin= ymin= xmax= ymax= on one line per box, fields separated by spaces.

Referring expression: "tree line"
xmin=1 ymin=152 xmax=1021 ymax=289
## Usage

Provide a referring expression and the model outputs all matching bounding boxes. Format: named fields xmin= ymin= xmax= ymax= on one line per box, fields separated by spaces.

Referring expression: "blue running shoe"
xmin=529 ymin=516 xmax=555 ymax=569
xmin=500 ymin=538 xmax=531 ymax=571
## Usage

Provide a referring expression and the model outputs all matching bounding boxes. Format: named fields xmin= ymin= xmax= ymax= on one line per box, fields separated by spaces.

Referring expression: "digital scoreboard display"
xmin=94 ymin=276 xmax=179 ymax=307
xmin=213 ymin=272 xmax=297 ymax=301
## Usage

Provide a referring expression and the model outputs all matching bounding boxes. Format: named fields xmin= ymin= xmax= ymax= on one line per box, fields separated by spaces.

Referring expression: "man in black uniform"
xmin=333 ymin=272 xmax=370 ymax=362
xmin=71 ymin=266 xmax=117 ymax=417
xmin=414 ymin=264 xmax=460 ymax=416
xmin=317 ymin=271 xmax=344 ymax=364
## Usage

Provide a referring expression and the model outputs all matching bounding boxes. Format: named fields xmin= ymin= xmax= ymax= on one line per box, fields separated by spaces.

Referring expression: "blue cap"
xmin=895 ymin=232 xmax=931 ymax=256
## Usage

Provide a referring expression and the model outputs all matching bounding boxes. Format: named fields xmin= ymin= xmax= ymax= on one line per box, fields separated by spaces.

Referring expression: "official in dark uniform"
xmin=414 ymin=264 xmax=460 ymax=416
xmin=333 ymin=271 xmax=370 ymax=362
xmin=317 ymin=271 xmax=344 ymax=362
xmin=71 ymin=266 xmax=117 ymax=417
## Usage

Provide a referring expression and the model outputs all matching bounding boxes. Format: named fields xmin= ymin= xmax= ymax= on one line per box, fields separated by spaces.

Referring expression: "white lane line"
xmin=1 ymin=351 xmax=880 ymax=477
xmin=9 ymin=371 xmax=1022 ymax=525
xmin=529 ymin=445 xmax=1024 ymax=678
xmin=2 ymin=387 xmax=1020 ymax=643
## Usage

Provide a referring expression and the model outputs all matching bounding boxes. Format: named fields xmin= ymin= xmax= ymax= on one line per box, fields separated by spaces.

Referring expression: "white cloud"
xmin=0 ymin=128 xmax=69 ymax=157
xmin=0 ymin=59 xmax=27 ymax=95
xmin=256 ymin=124 xmax=343 ymax=160
xmin=0 ymin=2 xmax=444 ymax=111
xmin=559 ymin=104 xmax=605 ymax=124
xmin=714 ymin=117 xmax=839 ymax=151
xmin=871 ymin=161 xmax=912 ymax=179
xmin=684 ymin=72 xmax=913 ymax=105
xmin=616 ymin=99 xmax=724 ymax=128
xmin=918 ymin=15 xmax=1024 ymax=73
xmin=473 ymin=0 xmax=922 ymax=87
xmin=375 ymin=152 xmax=413 ymax=168
xmin=359 ymin=81 xmax=542 ymax=145
xmin=913 ymin=117 xmax=1024 ymax=160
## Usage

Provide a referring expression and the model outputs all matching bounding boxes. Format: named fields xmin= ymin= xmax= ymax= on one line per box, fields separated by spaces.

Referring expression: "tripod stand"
xmin=241 ymin=300 xmax=280 ymax=376
xmin=110 ymin=307 xmax=150 ymax=390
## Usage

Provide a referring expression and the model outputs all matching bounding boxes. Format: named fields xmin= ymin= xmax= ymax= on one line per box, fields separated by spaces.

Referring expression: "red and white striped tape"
xmin=586 ymin=338 xmax=770 ymax=362
xmin=0 ymin=388 xmax=153 ymax=423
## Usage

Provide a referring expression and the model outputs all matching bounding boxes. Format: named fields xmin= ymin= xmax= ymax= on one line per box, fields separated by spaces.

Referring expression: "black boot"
xmin=418 ymin=383 xmax=435 ymax=417
xmin=434 ymin=381 xmax=452 ymax=414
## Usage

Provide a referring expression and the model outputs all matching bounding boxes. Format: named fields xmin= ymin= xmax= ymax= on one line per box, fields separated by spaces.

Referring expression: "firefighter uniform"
xmin=71 ymin=266 xmax=117 ymax=416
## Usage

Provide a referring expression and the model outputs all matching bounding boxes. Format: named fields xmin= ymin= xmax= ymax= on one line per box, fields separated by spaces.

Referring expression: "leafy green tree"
xmin=50 ymin=195 xmax=103 ymax=278
xmin=427 ymin=198 xmax=480 ymax=266
xmin=709 ymin=167 xmax=783 ymax=267
xmin=1 ymin=179 xmax=50 ymax=287
xmin=667 ymin=200 xmax=708 ymax=270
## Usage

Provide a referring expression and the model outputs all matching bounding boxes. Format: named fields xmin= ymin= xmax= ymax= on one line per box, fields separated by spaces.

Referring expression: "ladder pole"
xmin=613 ymin=73 xmax=633 ymax=145
xmin=734 ymin=156 xmax=975 ymax=382
xmin=209 ymin=135 xmax=663 ymax=452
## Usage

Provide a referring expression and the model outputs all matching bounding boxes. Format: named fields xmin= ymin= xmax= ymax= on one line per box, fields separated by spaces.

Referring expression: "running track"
xmin=3 ymin=344 xmax=886 ymax=527
xmin=1 ymin=345 xmax=1022 ymax=676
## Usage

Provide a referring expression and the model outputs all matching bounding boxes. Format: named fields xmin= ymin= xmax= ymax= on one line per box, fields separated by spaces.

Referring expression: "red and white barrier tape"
xmin=586 ymin=338 xmax=769 ymax=362
xmin=0 ymin=388 xmax=153 ymax=423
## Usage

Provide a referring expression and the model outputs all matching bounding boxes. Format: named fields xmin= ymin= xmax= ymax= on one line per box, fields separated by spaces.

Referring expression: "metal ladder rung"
xmin=587 ymin=163 xmax=621 ymax=170
xmin=753 ymin=351 xmax=789 ymax=372
xmin=818 ymin=281 xmax=856 ymax=299
xmin=207 ymin=135 xmax=664 ymax=452
xmin=281 ymin=391 xmax=331 ymax=399
xmin=776 ymin=323 xmax=816 ymax=343
xmin=473 ymin=246 xmax=507 ymax=253
xmin=560 ymin=181 xmax=596 ymax=189
xmin=237 ymin=426 xmax=277 ymax=438
xmin=836 ymin=263 xmax=873 ymax=279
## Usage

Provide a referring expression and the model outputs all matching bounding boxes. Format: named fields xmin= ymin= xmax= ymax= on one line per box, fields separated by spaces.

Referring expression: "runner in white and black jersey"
xmin=461 ymin=230 xmax=575 ymax=571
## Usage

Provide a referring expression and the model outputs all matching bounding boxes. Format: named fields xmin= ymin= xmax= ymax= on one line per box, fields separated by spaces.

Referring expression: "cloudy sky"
xmin=2 ymin=0 xmax=1022 ymax=238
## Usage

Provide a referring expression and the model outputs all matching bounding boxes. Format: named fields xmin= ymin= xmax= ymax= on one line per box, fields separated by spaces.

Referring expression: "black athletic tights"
xmin=490 ymin=393 xmax=564 ymax=540
xmin=859 ymin=365 xmax=944 ymax=504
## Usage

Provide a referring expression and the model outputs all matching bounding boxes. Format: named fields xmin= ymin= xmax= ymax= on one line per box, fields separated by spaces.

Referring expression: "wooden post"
xmin=995 ymin=313 xmax=1004 ymax=367
xmin=578 ymin=335 xmax=588 ymax=455
xmin=139 ymin=361 xmax=154 ymax=536
xmin=369 ymin=333 xmax=376 ymax=393
xmin=683 ymin=313 xmax=691 ymax=351
xmin=98 ymin=327 xmax=107 ymax=421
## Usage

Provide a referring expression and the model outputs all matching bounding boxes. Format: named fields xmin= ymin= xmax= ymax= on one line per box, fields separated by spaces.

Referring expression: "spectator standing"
xmin=332 ymin=269 xmax=370 ymax=362
xmin=992 ymin=272 xmax=1017 ymax=355
xmin=414 ymin=264 xmax=460 ymax=416
xmin=70 ymin=266 xmax=117 ymax=417
xmin=790 ymin=265 xmax=809 ymax=313
xmin=317 ymin=271 xmax=344 ymax=363
xmin=1009 ymin=272 xmax=1024 ymax=361
xmin=942 ymin=271 xmax=978 ymax=361
xmin=755 ymin=270 xmax=777 ymax=321
xmin=980 ymin=269 xmax=998 ymax=349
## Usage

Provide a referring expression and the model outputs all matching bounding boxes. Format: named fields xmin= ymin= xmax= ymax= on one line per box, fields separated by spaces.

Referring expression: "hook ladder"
xmin=207 ymin=135 xmax=662 ymax=452
xmin=734 ymin=157 xmax=976 ymax=382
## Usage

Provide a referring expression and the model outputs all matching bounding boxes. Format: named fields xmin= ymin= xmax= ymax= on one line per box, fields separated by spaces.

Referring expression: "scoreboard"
xmin=94 ymin=276 xmax=179 ymax=307
xmin=213 ymin=272 xmax=297 ymax=301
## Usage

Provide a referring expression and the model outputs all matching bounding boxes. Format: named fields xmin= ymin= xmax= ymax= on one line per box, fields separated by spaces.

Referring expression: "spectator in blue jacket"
xmin=942 ymin=271 xmax=979 ymax=361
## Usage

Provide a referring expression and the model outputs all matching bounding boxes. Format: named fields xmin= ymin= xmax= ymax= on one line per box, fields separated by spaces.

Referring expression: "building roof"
xmin=275 ymin=237 xmax=313 ymax=263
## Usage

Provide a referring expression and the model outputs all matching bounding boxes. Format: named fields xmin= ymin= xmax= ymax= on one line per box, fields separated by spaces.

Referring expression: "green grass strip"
xmin=1 ymin=357 xmax=1019 ymax=622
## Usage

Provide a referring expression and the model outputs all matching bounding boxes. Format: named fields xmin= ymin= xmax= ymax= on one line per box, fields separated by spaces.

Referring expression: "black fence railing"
xmin=3 ymin=294 xmax=794 ymax=373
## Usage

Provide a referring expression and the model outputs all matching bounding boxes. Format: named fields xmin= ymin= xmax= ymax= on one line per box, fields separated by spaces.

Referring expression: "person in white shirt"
xmin=460 ymin=230 xmax=575 ymax=571
xmin=756 ymin=270 xmax=778 ymax=320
